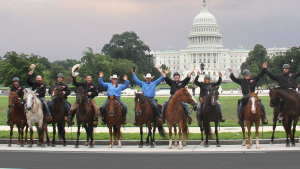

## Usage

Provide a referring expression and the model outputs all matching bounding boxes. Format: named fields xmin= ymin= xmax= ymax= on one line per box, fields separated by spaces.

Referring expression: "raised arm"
xmin=182 ymin=76 xmax=191 ymax=86
xmin=153 ymin=76 xmax=164 ymax=86
xmin=265 ymin=70 xmax=278 ymax=81
xmin=64 ymin=85 xmax=71 ymax=96
xmin=133 ymin=73 xmax=143 ymax=87
xmin=120 ymin=75 xmax=129 ymax=91
xmin=98 ymin=77 xmax=109 ymax=89
xmin=26 ymin=74 xmax=34 ymax=86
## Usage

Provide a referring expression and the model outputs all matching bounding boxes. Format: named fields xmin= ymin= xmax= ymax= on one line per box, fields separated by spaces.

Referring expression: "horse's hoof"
xmin=204 ymin=145 xmax=209 ymax=148
xmin=28 ymin=144 xmax=32 ymax=148
xmin=47 ymin=143 xmax=51 ymax=146
xmin=183 ymin=142 xmax=187 ymax=146
xmin=63 ymin=143 xmax=67 ymax=147
xmin=37 ymin=143 xmax=41 ymax=147
xmin=74 ymin=145 xmax=79 ymax=148
xmin=217 ymin=144 xmax=221 ymax=147
xmin=89 ymin=145 xmax=94 ymax=148
xmin=150 ymin=145 xmax=155 ymax=148
xmin=24 ymin=142 xmax=27 ymax=145
xmin=17 ymin=142 xmax=20 ymax=145
xmin=256 ymin=146 xmax=260 ymax=149
xmin=174 ymin=143 xmax=178 ymax=147
xmin=286 ymin=144 xmax=290 ymax=147
xmin=92 ymin=141 xmax=95 ymax=146
xmin=41 ymin=144 xmax=46 ymax=147
xmin=7 ymin=144 xmax=11 ymax=147
xmin=292 ymin=143 xmax=296 ymax=147
xmin=153 ymin=142 xmax=156 ymax=146
xmin=270 ymin=142 xmax=273 ymax=145
xmin=139 ymin=145 xmax=143 ymax=148
xmin=108 ymin=145 xmax=113 ymax=148
xmin=52 ymin=144 xmax=56 ymax=147
xmin=84 ymin=142 xmax=89 ymax=146
xmin=145 ymin=143 xmax=149 ymax=146
xmin=20 ymin=144 xmax=24 ymax=147
xmin=178 ymin=145 xmax=183 ymax=150
xmin=247 ymin=145 xmax=251 ymax=149
xmin=118 ymin=145 xmax=122 ymax=148
xmin=200 ymin=142 xmax=204 ymax=146
xmin=167 ymin=146 xmax=172 ymax=149
xmin=242 ymin=143 xmax=246 ymax=146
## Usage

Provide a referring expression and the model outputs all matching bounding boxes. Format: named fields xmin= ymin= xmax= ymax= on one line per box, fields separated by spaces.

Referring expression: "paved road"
xmin=0 ymin=144 xmax=299 ymax=169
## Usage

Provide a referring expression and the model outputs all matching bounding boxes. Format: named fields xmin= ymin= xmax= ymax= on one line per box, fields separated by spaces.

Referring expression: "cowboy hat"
xmin=143 ymin=73 xmax=154 ymax=79
xmin=71 ymin=64 xmax=81 ymax=77
xmin=109 ymin=74 xmax=119 ymax=80
xmin=30 ymin=63 xmax=38 ymax=73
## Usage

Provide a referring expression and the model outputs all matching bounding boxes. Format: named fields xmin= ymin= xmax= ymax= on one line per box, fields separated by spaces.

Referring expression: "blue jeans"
xmin=161 ymin=97 xmax=190 ymax=117
xmin=48 ymin=99 xmax=70 ymax=113
xmin=238 ymin=98 xmax=266 ymax=118
xmin=39 ymin=97 xmax=51 ymax=116
xmin=197 ymin=100 xmax=222 ymax=115
xmin=148 ymin=97 xmax=160 ymax=118
xmin=100 ymin=97 xmax=127 ymax=117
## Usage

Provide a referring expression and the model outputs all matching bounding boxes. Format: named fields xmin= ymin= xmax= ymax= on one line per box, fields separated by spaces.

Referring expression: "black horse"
xmin=200 ymin=86 xmax=221 ymax=147
xmin=269 ymin=87 xmax=300 ymax=147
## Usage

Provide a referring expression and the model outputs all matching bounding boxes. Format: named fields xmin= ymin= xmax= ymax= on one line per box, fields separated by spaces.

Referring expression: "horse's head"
xmin=106 ymin=96 xmax=117 ymax=116
xmin=249 ymin=90 xmax=259 ymax=114
xmin=76 ymin=86 xmax=85 ymax=105
xmin=24 ymin=88 xmax=35 ymax=111
xmin=269 ymin=88 xmax=279 ymax=107
xmin=51 ymin=86 xmax=62 ymax=100
xmin=210 ymin=86 xmax=219 ymax=106
xmin=177 ymin=87 xmax=197 ymax=107
xmin=8 ymin=91 xmax=19 ymax=108
xmin=134 ymin=92 xmax=145 ymax=116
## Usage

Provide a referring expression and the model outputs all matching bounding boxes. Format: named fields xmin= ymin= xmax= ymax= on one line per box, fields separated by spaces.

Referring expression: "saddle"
xmin=105 ymin=98 xmax=123 ymax=110
xmin=145 ymin=97 xmax=161 ymax=118
xmin=237 ymin=97 xmax=262 ymax=112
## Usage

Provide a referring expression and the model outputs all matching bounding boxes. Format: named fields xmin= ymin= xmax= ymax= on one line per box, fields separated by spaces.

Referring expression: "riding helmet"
xmin=204 ymin=75 xmax=211 ymax=79
xmin=173 ymin=72 xmax=180 ymax=77
xmin=12 ymin=77 xmax=19 ymax=82
xmin=282 ymin=64 xmax=290 ymax=69
xmin=57 ymin=73 xmax=64 ymax=78
xmin=243 ymin=69 xmax=250 ymax=76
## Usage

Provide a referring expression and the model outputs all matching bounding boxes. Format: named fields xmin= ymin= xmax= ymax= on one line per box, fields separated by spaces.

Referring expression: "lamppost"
xmin=146 ymin=51 xmax=153 ymax=73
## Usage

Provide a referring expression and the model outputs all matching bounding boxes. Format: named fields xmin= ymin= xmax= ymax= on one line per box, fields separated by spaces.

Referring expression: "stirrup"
xmin=187 ymin=115 xmax=193 ymax=125
xmin=238 ymin=119 xmax=243 ymax=125
xmin=133 ymin=120 xmax=138 ymax=126
xmin=122 ymin=119 xmax=127 ymax=125
xmin=262 ymin=118 xmax=268 ymax=125
xmin=197 ymin=120 xmax=202 ymax=126
xmin=93 ymin=118 xmax=98 ymax=127
xmin=278 ymin=113 xmax=283 ymax=121
xmin=220 ymin=118 xmax=225 ymax=123
xmin=46 ymin=114 xmax=52 ymax=122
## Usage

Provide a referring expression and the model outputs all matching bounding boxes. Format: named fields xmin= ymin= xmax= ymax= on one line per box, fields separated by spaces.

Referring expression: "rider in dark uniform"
xmin=48 ymin=73 xmax=71 ymax=115
xmin=7 ymin=77 xmax=25 ymax=124
xmin=265 ymin=63 xmax=300 ymax=120
xmin=229 ymin=62 xmax=268 ymax=125
xmin=194 ymin=71 xmax=225 ymax=126
xmin=27 ymin=71 xmax=52 ymax=122
xmin=159 ymin=66 xmax=195 ymax=124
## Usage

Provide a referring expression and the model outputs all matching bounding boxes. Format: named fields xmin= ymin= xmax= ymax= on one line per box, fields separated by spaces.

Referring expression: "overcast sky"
xmin=1 ymin=0 xmax=299 ymax=61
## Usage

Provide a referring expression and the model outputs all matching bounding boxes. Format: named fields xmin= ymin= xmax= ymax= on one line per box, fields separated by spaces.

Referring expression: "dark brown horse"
xmin=201 ymin=86 xmax=222 ymax=147
xmin=49 ymin=86 xmax=67 ymax=147
xmin=165 ymin=87 xmax=197 ymax=149
xmin=269 ymin=87 xmax=300 ymax=147
xmin=270 ymin=106 xmax=281 ymax=144
xmin=106 ymin=96 xmax=122 ymax=148
xmin=134 ymin=92 xmax=166 ymax=148
xmin=74 ymin=86 xmax=94 ymax=148
xmin=8 ymin=91 xmax=28 ymax=147
xmin=238 ymin=91 xmax=262 ymax=149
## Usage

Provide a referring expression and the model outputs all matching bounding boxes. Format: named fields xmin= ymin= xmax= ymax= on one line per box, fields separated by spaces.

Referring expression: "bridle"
xmin=106 ymin=99 xmax=120 ymax=116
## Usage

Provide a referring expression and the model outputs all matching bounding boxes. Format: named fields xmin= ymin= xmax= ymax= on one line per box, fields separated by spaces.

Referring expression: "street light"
xmin=146 ymin=51 xmax=153 ymax=73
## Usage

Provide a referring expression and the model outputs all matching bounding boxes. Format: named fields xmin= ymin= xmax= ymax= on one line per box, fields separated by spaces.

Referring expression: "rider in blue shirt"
xmin=132 ymin=67 xmax=165 ymax=125
xmin=99 ymin=72 xmax=129 ymax=125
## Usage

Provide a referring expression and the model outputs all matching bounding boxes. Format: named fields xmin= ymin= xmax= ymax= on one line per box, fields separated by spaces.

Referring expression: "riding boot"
xmin=121 ymin=109 xmax=127 ymax=125
xmin=238 ymin=115 xmax=243 ymax=125
xmin=158 ymin=114 xmax=165 ymax=124
xmin=6 ymin=118 xmax=9 ymax=125
xmin=261 ymin=113 xmax=268 ymax=125
xmin=197 ymin=112 xmax=202 ymax=126
xmin=46 ymin=113 xmax=52 ymax=123
xmin=66 ymin=111 xmax=75 ymax=126
xmin=93 ymin=117 xmax=98 ymax=127
xmin=133 ymin=116 xmax=138 ymax=126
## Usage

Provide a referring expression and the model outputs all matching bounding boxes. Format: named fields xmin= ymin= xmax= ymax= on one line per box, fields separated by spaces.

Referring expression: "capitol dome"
xmin=193 ymin=11 xmax=217 ymax=24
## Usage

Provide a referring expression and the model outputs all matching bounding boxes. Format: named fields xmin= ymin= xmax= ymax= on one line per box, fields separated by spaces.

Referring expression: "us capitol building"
xmin=153 ymin=0 xmax=288 ymax=82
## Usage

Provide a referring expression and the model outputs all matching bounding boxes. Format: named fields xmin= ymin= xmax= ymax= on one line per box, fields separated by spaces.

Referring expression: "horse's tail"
xmin=183 ymin=124 xmax=189 ymax=140
xmin=57 ymin=123 xmax=63 ymax=141
xmin=157 ymin=124 xmax=167 ymax=139
xmin=203 ymin=119 xmax=212 ymax=140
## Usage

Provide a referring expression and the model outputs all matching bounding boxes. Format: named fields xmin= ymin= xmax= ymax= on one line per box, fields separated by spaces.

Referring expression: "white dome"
xmin=193 ymin=12 xmax=217 ymax=24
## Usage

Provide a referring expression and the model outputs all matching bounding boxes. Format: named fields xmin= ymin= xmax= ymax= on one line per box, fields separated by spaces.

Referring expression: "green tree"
xmin=160 ymin=64 xmax=171 ymax=79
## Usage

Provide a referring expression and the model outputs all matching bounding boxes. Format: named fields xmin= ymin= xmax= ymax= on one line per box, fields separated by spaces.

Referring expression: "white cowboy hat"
xmin=109 ymin=74 xmax=119 ymax=80
xmin=30 ymin=63 xmax=38 ymax=73
xmin=71 ymin=64 xmax=81 ymax=77
xmin=143 ymin=73 xmax=154 ymax=79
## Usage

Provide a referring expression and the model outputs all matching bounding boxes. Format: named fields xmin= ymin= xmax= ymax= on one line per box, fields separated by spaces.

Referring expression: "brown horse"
xmin=106 ymin=96 xmax=122 ymax=148
xmin=49 ymin=86 xmax=68 ymax=147
xmin=238 ymin=91 xmax=262 ymax=149
xmin=8 ymin=91 xmax=28 ymax=147
xmin=270 ymin=106 xmax=281 ymax=144
xmin=269 ymin=87 xmax=300 ymax=147
xmin=165 ymin=87 xmax=197 ymax=149
xmin=74 ymin=86 xmax=94 ymax=148
xmin=134 ymin=92 xmax=166 ymax=148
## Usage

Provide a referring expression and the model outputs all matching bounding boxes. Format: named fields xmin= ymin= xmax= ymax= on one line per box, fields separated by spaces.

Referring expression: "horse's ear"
xmin=134 ymin=91 xmax=136 ymax=95
xmin=256 ymin=91 xmax=258 ymax=95
xmin=248 ymin=90 xmax=251 ymax=94
xmin=142 ymin=92 xmax=144 ymax=96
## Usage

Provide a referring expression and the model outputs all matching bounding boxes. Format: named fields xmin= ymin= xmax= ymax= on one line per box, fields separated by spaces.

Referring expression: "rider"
xmin=27 ymin=71 xmax=52 ymax=122
xmin=265 ymin=63 xmax=300 ymax=120
xmin=229 ymin=62 xmax=268 ymax=125
xmin=98 ymin=73 xmax=129 ymax=125
xmin=132 ymin=67 xmax=165 ymax=125
xmin=194 ymin=71 xmax=225 ymax=126
xmin=48 ymin=73 xmax=71 ymax=116
xmin=159 ymin=66 xmax=195 ymax=124
xmin=66 ymin=73 xmax=100 ymax=126
xmin=7 ymin=77 xmax=25 ymax=124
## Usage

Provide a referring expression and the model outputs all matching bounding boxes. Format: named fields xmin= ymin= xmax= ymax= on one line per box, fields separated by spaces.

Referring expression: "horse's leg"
xmin=139 ymin=126 xmax=143 ymax=148
xmin=17 ymin=127 xmax=20 ymax=145
xmin=178 ymin=122 xmax=183 ymax=150
xmin=167 ymin=122 xmax=172 ymax=149
xmin=241 ymin=123 xmax=246 ymax=146
xmin=28 ymin=126 xmax=33 ymax=148
xmin=89 ymin=122 xmax=94 ymax=148
xmin=284 ymin=117 xmax=291 ymax=147
xmin=20 ymin=126 xmax=24 ymax=147
xmin=182 ymin=124 xmax=186 ymax=146
xmin=108 ymin=124 xmax=113 ymax=148
xmin=83 ymin=123 xmax=89 ymax=146
xmin=62 ymin=122 xmax=67 ymax=146
xmin=270 ymin=108 xmax=278 ymax=144
xmin=255 ymin=121 xmax=260 ymax=149
xmin=8 ymin=125 xmax=13 ymax=147
xmin=117 ymin=124 xmax=122 ymax=148
xmin=215 ymin=121 xmax=220 ymax=147
xmin=149 ymin=125 xmax=154 ymax=148
xmin=113 ymin=125 xmax=117 ymax=145
xmin=174 ymin=125 xmax=177 ymax=147
xmin=291 ymin=117 xmax=298 ymax=147
xmin=152 ymin=124 xmax=156 ymax=147
xmin=75 ymin=123 xmax=80 ymax=148
xmin=24 ymin=125 xmax=28 ymax=145
xmin=246 ymin=121 xmax=252 ymax=149
xmin=52 ymin=123 xmax=56 ymax=147
xmin=200 ymin=125 xmax=204 ymax=146
xmin=38 ymin=121 xmax=45 ymax=147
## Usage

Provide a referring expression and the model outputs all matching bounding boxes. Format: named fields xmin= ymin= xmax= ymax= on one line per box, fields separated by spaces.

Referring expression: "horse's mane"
xmin=135 ymin=93 xmax=146 ymax=103
xmin=272 ymin=87 xmax=296 ymax=94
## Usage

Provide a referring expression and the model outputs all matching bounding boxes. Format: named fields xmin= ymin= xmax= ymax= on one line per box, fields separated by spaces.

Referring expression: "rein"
xmin=106 ymin=100 xmax=121 ymax=116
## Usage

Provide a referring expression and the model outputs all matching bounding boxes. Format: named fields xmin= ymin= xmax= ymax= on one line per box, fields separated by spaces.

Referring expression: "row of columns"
xmin=190 ymin=53 xmax=219 ymax=64
xmin=188 ymin=36 xmax=222 ymax=45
